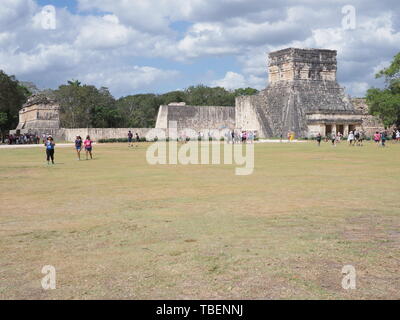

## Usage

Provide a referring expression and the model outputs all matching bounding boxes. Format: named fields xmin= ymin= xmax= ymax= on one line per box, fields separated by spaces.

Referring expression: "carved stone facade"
xmin=236 ymin=48 xmax=365 ymax=138
xmin=15 ymin=94 xmax=60 ymax=134
xmin=268 ymin=48 xmax=337 ymax=84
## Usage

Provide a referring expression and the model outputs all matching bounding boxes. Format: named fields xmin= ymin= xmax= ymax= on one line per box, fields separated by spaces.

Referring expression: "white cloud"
xmin=74 ymin=15 xmax=131 ymax=49
xmin=0 ymin=0 xmax=399 ymax=97
xmin=79 ymin=66 xmax=180 ymax=97
xmin=211 ymin=71 xmax=264 ymax=90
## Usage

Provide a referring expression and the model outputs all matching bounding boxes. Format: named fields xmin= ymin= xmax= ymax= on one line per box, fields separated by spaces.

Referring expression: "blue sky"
xmin=1 ymin=0 xmax=399 ymax=97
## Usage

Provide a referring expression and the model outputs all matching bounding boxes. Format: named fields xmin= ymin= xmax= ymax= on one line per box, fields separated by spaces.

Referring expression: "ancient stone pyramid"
xmin=252 ymin=48 xmax=357 ymax=137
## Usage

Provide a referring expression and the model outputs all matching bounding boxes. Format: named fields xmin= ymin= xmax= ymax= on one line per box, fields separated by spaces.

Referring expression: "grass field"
xmin=0 ymin=141 xmax=399 ymax=300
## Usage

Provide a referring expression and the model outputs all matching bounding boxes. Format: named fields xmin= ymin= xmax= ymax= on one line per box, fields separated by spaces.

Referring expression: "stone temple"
xmin=156 ymin=48 xmax=377 ymax=138
xmin=15 ymin=94 xmax=60 ymax=136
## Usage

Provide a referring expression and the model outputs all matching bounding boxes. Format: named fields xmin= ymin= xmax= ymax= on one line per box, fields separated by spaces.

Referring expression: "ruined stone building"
xmin=12 ymin=48 xmax=384 ymax=141
xmin=14 ymin=94 xmax=60 ymax=136
xmin=157 ymin=48 xmax=381 ymax=138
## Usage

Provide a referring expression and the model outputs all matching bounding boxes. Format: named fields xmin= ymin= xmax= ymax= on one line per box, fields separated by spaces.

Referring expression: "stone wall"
xmin=155 ymin=104 xmax=235 ymax=131
xmin=61 ymin=128 xmax=165 ymax=142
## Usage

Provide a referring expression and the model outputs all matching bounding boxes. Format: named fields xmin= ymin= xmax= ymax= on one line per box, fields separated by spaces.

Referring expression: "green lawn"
xmin=0 ymin=141 xmax=399 ymax=299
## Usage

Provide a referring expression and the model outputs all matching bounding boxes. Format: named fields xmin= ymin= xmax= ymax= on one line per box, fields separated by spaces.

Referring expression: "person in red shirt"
xmin=84 ymin=135 xmax=93 ymax=160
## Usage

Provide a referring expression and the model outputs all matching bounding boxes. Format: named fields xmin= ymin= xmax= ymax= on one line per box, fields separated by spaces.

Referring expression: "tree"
xmin=116 ymin=94 xmax=161 ymax=128
xmin=234 ymin=87 xmax=259 ymax=96
xmin=55 ymin=81 xmax=118 ymax=128
xmin=184 ymin=85 xmax=235 ymax=106
xmin=366 ymin=52 xmax=400 ymax=127
xmin=0 ymin=70 xmax=29 ymax=140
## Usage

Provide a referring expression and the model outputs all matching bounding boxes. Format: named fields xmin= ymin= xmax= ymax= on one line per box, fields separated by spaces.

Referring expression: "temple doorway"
xmin=325 ymin=125 xmax=332 ymax=136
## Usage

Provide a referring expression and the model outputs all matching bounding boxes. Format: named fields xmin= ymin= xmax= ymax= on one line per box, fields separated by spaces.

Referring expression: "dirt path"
xmin=0 ymin=143 xmax=76 ymax=149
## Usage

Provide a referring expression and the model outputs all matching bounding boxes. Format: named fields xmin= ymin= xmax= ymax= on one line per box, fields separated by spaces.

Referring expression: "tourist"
xmin=357 ymin=131 xmax=364 ymax=147
xmin=354 ymin=130 xmax=360 ymax=146
xmin=135 ymin=133 xmax=140 ymax=147
xmin=381 ymin=131 xmax=387 ymax=147
xmin=242 ymin=131 xmax=247 ymax=144
xmin=316 ymin=133 xmax=322 ymax=146
xmin=396 ymin=130 xmax=400 ymax=142
xmin=337 ymin=132 xmax=343 ymax=143
xmin=248 ymin=131 xmax=254 ymax=144
xmin=348 ymin=131 xmax=355 ymax=146
xmin=45 ymin=136 xmax=55 ymax=165
xmin=128 ymin=131 xmax=133 ymax=147
xmin=75 ymin=136 xmax=83 ymax=160
xmin=231 ymin=130 xmax=235 ymax=144
xmin=392 ymin=130 xmax=396 ymax=142
xmin=331 ymin=132 xmax=336 ymax=146
xmin=84 ymin=135 xmax=93 ymax=160
xmin=373 ymin=131 xmax=381 ymax=145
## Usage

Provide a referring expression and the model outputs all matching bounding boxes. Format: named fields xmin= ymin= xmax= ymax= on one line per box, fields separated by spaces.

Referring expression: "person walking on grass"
xmin=75 ymin=136 xmax=83 ymax=160
xmin=373 ymin=131 xmax=381 ymax=145
xmin=135 ymin=133 xmax=140 ymax=148
xmin=357 ymin=131 xmax=365 ymax=147
xmin=45 ymin=136 xmax=55 ymax=165
xmin=348 ymin=131 xmax=355 ymax=146
xmin=84 ymin=135 xmax=93 ymax=160
xmin=316 ymin=133 xmax=322 ymax=146
xmin=331 ymin=132 xmax=337 ymax=147
xmin=381 ymin=131 xmax=387 ymax=147
xmin=128 ymin=130 xmax=133 ymax=147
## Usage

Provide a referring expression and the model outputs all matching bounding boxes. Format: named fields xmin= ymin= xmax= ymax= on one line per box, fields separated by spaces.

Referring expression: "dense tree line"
xmin=0 ymin=71 xmax=30 ymax=140
xmin=54 ymin=83 xmax=259 ymax=128
xmin=367 ymin=52 xmax=400 ymax=127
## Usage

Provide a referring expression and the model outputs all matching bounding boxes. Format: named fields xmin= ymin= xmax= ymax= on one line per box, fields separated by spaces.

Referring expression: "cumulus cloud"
xmin=0 ymin=0 xmax=399 ymax=97
xmin=79 ymin=66 xmax=180 ymax=97
xmin=211 ymin=72 xmax=265 ymax=90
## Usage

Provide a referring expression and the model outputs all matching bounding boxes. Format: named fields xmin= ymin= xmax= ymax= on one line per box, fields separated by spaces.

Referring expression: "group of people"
xmin=44 ymin=135 xmax=94 ymax=165
xmin=316 ymin=130 xmax=364 ymax=147
xmin=230 ymin=130 xmax=256 ymax=144
xmin=74 ymin=135 xmax=94 ymax=161
xmin=391 ymin=129 xmax=400 ymax=142
xmin=315 ymin=128 xmax=400 ymax=147
xmin=128 ymin=131 xmax=141 ymax=147
xmin=4 ymin=133 xmax=41 ymax=145
xmin=347 ymin=130 xmax=365 ymax=146
xmin=173 ymin=130 xmax=257 ymax=144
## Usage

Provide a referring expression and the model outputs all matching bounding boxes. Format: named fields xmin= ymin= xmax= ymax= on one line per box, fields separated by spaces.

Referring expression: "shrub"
xmin=98 ymin=137 xmax=147 ymax=143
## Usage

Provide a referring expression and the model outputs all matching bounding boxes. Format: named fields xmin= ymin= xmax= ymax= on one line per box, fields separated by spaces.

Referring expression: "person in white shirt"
xmin=348 ymin=131 xmax=355 ymax=146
